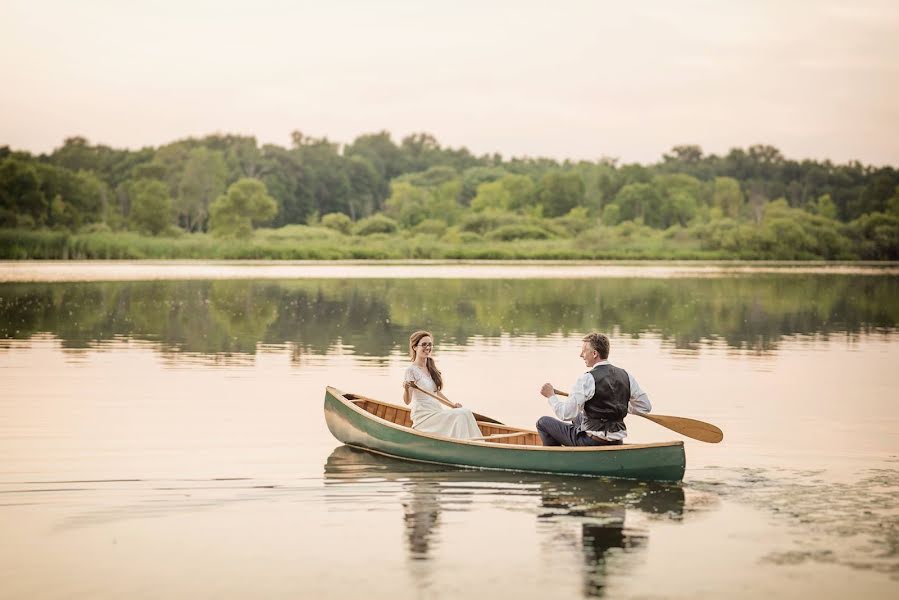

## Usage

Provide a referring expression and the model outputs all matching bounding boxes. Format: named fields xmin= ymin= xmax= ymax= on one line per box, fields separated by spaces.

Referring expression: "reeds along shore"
xmin=0 ymin=226 xmax=706 ymax=260
xmin=0 ymin=218 xmax=893 ymax=261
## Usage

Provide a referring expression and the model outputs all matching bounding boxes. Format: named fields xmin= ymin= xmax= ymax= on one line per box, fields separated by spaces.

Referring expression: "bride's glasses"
xmin=418 ymin=342 xmax=434 ymax=349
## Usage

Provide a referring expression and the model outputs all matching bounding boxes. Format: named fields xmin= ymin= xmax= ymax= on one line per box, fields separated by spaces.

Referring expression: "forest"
xmin=1 ymin=132 xmax=897 ymax=259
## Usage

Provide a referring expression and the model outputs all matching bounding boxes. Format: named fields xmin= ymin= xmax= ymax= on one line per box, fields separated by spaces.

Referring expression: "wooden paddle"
xmin=552 ymin=389 xmax=723 ymax=443
xmin=408 ymin=382 xmax=505 ymax=425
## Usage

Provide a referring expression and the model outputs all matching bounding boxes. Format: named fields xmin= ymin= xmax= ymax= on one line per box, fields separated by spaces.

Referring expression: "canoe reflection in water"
xmin=324 ymin=446 xmax=686 ymax=598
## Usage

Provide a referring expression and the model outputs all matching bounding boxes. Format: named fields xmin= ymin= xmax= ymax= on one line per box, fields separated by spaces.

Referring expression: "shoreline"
xmin=2 ymin=259 xmax=897 ymax=283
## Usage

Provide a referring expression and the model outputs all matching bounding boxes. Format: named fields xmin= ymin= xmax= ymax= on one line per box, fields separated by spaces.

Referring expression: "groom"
xmin=536 ymin=332 xmax=651 ymax=446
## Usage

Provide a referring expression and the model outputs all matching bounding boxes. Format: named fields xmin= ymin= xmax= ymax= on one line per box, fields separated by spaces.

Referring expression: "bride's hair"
xmin=409 ymin=330 xmax=443 ymax=391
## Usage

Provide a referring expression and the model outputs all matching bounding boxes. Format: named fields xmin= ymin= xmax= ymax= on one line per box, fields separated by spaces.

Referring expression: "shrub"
xmin=256 ymin=225 xmax=342 ymax=242
xmin=321 ymin=212 xmax=352 ymax=234
xmin=440 ymin=227 xmax=479 ymax=244
xmin=485 ymin=223 xmax=554 ymax=241
xmin=209 ymin=178 xmax=278 ymax=239
xmin=129 ymin=179 xmax=174 ymax=236
xmin=354 ymin=214 xmax=399 ymax=236
xmin=848 ymin=212 xmax=899 ymax=260
xmin=458 ymin=210 xmax=522 ymax=234
xmin=551 ymin=206 xmax=592 ymax=236
xmin=601 ymin=204 xmax=621 ymax=226
xmin=411 ymin=218 xmax=448 ymax=236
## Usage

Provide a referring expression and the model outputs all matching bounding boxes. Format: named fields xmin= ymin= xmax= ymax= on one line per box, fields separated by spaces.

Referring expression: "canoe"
xmin=323 ymin=386 xmax=685 ymax=482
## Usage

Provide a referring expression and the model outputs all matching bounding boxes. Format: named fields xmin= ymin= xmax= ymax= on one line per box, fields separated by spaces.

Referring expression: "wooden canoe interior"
xmin=344 ymin=393 xmax=543 ymax=446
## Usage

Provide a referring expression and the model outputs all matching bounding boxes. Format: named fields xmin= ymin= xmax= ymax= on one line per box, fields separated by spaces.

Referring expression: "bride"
xmin=402 ymin=330 xmax=482 ymax=439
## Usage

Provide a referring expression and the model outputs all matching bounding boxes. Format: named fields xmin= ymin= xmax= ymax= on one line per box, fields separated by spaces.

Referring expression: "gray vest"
xmin=576 ymin=363 xmax=630 ymax=436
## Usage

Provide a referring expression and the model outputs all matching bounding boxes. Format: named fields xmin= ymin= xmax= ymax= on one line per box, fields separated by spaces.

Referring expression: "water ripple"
xmin=690 ymin=466 xmax=899 ymax=575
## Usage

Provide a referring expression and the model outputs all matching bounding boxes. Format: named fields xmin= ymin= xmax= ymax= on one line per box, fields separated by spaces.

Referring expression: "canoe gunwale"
xmin=328 ymin=386 xmax=684 ymax=453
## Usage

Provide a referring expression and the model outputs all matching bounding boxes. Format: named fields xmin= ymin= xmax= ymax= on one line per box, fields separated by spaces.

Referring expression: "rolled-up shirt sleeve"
xmin=627 ymin=373 xmax=651 ymax=414
xmin=548 ymin=373 xmax=594 ymax=421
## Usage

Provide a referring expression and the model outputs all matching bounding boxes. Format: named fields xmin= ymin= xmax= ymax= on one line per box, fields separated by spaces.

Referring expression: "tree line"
xmin=1 ymin=131 xmax=897 ymax=258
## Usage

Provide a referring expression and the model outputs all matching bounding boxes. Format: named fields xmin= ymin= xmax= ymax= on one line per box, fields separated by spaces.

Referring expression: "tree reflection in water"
xmin=1 ymin=276 xmax=896 ymax=359
xmin=323 ymin=445 xmax=686 ymax=597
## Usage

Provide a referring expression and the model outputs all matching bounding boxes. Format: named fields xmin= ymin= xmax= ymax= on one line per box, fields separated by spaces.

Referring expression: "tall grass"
xmin=0 ymin=226 xmax=733 ymax=261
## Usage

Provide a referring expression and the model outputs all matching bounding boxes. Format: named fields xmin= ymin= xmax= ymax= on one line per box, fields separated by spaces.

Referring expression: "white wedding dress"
xmin=404 ymin=364 xmax=482 ymax=439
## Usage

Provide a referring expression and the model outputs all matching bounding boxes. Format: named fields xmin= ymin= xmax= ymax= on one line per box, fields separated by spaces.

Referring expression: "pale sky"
xmin=2 ymin=0 xmax=898 ymax=165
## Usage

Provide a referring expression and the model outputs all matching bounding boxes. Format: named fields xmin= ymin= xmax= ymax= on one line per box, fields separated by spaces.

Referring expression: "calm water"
xmin=1 ymin=263 xmax=898 ymax=599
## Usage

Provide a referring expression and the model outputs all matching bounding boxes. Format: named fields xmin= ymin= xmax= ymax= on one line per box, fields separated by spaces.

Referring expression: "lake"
xmin=1 ymin=262 xmax=897 ymax=599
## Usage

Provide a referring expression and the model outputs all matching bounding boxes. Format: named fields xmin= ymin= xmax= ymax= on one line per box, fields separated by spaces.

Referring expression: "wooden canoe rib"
xmin=325 ymin=386 xmax=685 ymax=482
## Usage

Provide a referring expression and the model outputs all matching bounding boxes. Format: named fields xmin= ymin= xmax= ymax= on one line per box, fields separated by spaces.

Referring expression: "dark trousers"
xmin=536 ymin=416 xmax=622 ymax=447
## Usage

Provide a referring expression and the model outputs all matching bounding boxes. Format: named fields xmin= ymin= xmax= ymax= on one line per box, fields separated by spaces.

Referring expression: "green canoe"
xmin=324 ymin=386 xmax=685 ymax=482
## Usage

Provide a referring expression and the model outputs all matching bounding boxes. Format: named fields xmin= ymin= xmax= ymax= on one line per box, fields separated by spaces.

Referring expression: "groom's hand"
xmin=540 ymin=383 xmax=555 ymax=398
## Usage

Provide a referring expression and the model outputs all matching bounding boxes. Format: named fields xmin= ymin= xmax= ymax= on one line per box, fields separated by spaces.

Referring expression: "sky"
xmin=1 ymin=0 xmax=898 ymax=165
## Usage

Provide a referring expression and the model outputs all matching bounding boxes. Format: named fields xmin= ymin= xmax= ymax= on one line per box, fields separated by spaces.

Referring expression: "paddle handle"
xmin=408 ymin=382 xmax=458 ymax=409
xmin=408 ymin=382 xmax=504 ymax=425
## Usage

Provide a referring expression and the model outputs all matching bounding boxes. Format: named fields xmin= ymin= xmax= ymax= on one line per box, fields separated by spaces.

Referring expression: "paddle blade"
xmin=637 ymin=413 xmax=723 ymax=443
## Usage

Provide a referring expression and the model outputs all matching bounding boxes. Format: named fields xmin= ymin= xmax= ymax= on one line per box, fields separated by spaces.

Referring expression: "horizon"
xmin=2 ymin=1 xmax=898 ymax=166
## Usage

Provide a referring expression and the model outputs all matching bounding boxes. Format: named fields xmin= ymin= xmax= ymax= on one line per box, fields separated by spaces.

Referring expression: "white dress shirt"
xmin=547 ymin=360 xmax=651 ymax=441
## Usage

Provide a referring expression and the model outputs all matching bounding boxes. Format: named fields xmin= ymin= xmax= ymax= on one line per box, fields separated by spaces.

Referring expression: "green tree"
xmin=601 ymin=203 xmax=621 ymax=226
xmin=345 ymin=155 xmax=383 ymax=219
xmin=712 ymin=177 xmax=744 ymax=219
xmin=401 ymin=133 xmax=480 ymax=172
xmin=428 ymin=180 xmax=464 ymax=225
xmin=665 ymin=190 xmax=699 ymax=227
xmin=849 ymin=173 xmax=895 ymax=219
xmin=613 ymin=183 xmax=661 ymax=225
xmin=460 ymin=166 xmax=507 ymax=204
xmin=177 ymin=147 xmax=227 ymax=232
xmin=199 ymin=134 xmax=265 ymax=180
xmin=471 ymin=180 xmax=512 ymax=212
xmin=809 ymin=194 xmax=838 ymax=220
xmin=537 ymin=172 xmax=585 ymax=217
xmin=141 ymin=140 xmax=195 ymax=195
xmin=886 ymin=186 xmax=899 ymax=217
xmin=0 ymin=158 xmax=46 ymax=227
xmin=499 ymin=174 xmax=537 ymax=211
xmin=209 ymin=178 xmax=277 ymax=238
xmin=259 ymin=144 xmax=311 ymax=227
xmin=654 ymin=174 xmax=703 ymax=227
xmin=399 ymin=133 xmax=441 ymax=171
xmin=848 ymin=212 xmax=899 ymax=260
xmin=384 ymin=181 xmax=430 ymax=227
xmin=291 ymin=132 xmax=351 ymax=219
xmin=129 ymin=179 xmax=174 ymax=235
xmin=344 ymin=131 xmax=407 ymax=182
xmin=574 ymin=162 xmax=617 ymax=214
xmin=36 ymin=163 xmax=105 ymax=229
xmin=400 ymin=165 xmax=458 ymax=187
xmin=49 ymin=136 xmax=153 ymax=189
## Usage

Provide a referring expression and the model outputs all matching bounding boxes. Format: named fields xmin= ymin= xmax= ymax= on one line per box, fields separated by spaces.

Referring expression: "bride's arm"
xmin=402 ymin=367 xmax=417 ymax=405
xmin=435 ymin=390 xmax=462 ymax=409
xmin=403 ymin=381 xmax=412 ymax=405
